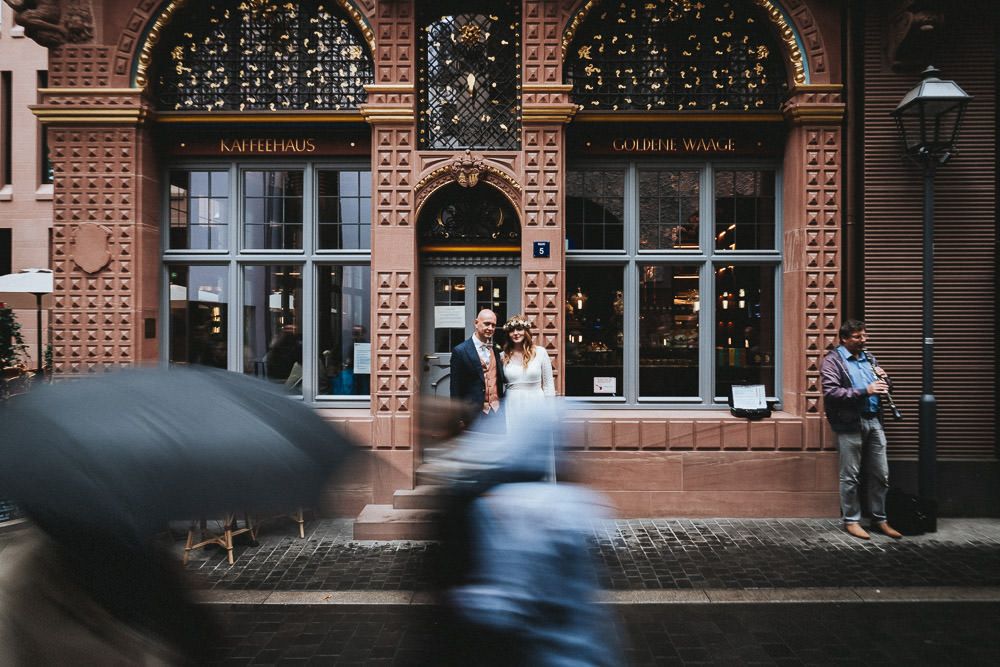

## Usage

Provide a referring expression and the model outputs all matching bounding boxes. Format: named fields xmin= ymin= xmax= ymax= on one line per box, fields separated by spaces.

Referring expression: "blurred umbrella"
xmin=0 ymin=366 xmax=356 ymax=548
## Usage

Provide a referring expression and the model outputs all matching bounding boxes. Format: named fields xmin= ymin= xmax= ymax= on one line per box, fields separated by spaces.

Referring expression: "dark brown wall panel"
xmin=862 ymin=4 xmax=997 ymax=460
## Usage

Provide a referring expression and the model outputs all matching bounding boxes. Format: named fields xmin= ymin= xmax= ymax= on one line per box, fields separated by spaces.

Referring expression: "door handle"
xmin=423 ymin=354 xmax=440 ymax=361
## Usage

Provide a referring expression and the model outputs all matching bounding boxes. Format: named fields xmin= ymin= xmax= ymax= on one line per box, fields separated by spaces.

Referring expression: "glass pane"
xmin=169 ymin=170 xmax=229 ymax=250
xmin=243 ymin=265 xmax=303 ymax=394
xmin=317 ymin=170 xmax=372 ymax=250
xmin=566 ymin=169 xmax=625 ymax=250
xmin=565 ymin=267 xmax=624 ymax=396
xmin=715 ymin=169 xmax=776 ymax=250
xmin=434 ymin=276 xmax=466 ymax=353
xmin=714 ymin=264 xmax=776 ymax=399
xmin=638 ymin=169 xmax=700 ymax=249
xmin=639 ymin=265 xmax=699 ymax=397
xmin=168 ymin=265 xmax=228 ymax=368
xmin=476 ymin=276 xmax=508 ymax=347
xmin=317 ymin=266 xmax=371 ymax=397
xmin=243 ymin=170 xmax=304 ymax=250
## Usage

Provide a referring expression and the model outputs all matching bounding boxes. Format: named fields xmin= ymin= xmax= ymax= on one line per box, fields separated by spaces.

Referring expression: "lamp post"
xmin=890 ymin=66 xmax=972 ymax=532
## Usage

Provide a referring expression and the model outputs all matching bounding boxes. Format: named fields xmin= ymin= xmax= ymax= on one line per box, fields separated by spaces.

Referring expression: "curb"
xmin=0 ymin=518 xmax=29 ymax=535
xmin=194 ymin=586 xmax=1000 ymax=606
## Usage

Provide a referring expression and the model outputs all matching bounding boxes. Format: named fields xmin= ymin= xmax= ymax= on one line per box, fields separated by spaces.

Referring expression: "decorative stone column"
xmin=358 ymin=0 xmax=418 ymax=501
xmin=34 ymin=73 xmax=157 ymax=376
xmin=522 ymin=0 xmax=576 ymax=391
xmin=781 ymin=85 xmax=846 ymax=450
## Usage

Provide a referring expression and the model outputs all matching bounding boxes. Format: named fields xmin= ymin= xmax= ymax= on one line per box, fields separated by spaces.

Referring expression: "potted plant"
xmin=1 ymin=303 xmax=30 ymax=381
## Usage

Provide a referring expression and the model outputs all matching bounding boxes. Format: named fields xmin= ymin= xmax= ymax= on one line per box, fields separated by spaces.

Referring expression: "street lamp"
xmin=890 ymin=66 xmax=972 ymax=532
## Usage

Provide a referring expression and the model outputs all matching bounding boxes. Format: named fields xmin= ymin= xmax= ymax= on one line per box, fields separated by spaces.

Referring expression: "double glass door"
xmin=420 ymin=264 xmax=520 ymax=397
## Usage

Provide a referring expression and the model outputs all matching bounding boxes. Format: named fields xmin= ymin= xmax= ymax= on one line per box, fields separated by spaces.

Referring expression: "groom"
xmin=450 ymin=309 xmax=506 ymax=434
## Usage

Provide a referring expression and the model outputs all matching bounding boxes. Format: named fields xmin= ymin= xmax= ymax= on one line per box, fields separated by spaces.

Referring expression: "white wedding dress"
xmin=503 ymin=346 xmax=557 ymax=479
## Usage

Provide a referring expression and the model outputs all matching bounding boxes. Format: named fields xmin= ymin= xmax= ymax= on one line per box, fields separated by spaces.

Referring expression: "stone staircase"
xmin=353 ymin=471 xmax=446 ymax=540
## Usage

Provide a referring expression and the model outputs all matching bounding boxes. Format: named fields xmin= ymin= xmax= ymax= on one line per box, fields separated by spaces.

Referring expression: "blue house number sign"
xmin=532 ymin=241 xmax=550 ymax=258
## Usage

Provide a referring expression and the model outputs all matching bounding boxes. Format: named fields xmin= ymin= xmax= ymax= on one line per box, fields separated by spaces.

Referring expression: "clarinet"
xmin=864 ymin=350 xmax=903 ymax=421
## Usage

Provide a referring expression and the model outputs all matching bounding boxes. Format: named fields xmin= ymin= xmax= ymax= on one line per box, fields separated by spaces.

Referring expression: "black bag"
xmin=885 ymin=487 xmax=929 ymax=536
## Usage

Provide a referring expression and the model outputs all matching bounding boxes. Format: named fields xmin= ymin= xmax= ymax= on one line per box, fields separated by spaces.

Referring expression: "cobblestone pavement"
xmin=178 ymin=517 xmax=1000 ymax=592
xmin=205 ymin=601 xmax=1000 ymax=665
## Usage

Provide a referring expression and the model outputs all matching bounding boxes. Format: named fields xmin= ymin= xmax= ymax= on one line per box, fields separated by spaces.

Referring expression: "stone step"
xmin=352 ymin=504 xmax=440 ymax=541
xmin=415 ymin=463 xmax=449 ymax=487
xmin=393 ymin=485 xmax=447 ymax=510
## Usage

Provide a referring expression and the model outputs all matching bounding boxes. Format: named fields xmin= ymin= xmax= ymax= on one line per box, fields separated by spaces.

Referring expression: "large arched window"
xmin=417 ymin=0 xmax=521 ymax=149
xmin=151 ymin=0 xmax=374 ymax=112
xmin=565 ymin=0 xmax=789 ymax=112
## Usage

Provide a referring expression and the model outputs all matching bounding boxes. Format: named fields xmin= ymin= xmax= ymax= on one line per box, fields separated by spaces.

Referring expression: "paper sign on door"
xmin=435 ymin=306 xmax=466 ymax=328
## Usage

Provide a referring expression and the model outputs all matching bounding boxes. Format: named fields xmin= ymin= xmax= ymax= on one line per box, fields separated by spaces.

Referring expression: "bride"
xmin=501 ymin=315 xmax=557 ymax=479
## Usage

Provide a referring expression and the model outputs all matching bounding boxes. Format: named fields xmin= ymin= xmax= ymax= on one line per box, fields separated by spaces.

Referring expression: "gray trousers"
xmin=836 ymin=417 xmax=890 ymax=524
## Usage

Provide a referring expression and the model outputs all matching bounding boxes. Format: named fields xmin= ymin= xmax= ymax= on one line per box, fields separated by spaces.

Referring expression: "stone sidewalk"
xmin=176 ymin=516 xmax=1000 ymax=601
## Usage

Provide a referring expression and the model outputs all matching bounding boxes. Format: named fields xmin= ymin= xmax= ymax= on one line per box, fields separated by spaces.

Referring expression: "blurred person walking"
xmin=427 ymin=404 xmax=621 ymax=666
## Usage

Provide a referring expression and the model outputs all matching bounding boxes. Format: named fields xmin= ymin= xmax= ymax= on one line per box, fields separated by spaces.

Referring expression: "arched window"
xmin=565 ymin=0 xmax=788 ymax=112
xmin=418 ymin=183 xmax=520 ymax=248
xmin=151 ymin=0 xmax=374 ymax=112
xmin=417 ymin=0 xmax=521 ymax=149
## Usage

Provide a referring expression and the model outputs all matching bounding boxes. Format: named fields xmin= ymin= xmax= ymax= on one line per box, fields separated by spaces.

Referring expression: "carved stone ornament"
xmin=887 ymin=0 xmax=945 ymax=70
xmin=2 ymin=0 xmax=94 ymax=48
xmin=447 ymin=151 xmax=485 ymax=189
xmin=69 ymin=223 xmax=112 ymax=274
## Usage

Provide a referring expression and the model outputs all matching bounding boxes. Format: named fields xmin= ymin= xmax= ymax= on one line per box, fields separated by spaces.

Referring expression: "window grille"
xmin=152 ymin=0 xmax=373 ymax=112
xmin=417 ymin=1 xmax=521 ymax=150
xmin=565 ymin=0 xmax=788 ymax=112
xmin=418 ymin=183 xmax=520 ymax=247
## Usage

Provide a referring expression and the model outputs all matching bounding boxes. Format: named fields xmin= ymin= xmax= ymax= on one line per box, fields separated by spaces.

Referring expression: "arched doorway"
xmin=417 ymin=182 xmax=521 ymax=397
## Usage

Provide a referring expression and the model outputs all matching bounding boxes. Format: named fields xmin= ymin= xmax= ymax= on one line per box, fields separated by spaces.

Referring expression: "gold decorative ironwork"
xmin=561 ymin=0 xmax=602 ymax=61
xmin=134 ymin=0 xmax=376 ymax=92
xmin=417 ymin=2 xmax=521 ymax=149
xmin=750 ymin=0 xmax=805 ymax=85
xmin=563 ymin=0 xmax=789 ymax=112
xmin=561 ymin=0 xmax=808 ymax=86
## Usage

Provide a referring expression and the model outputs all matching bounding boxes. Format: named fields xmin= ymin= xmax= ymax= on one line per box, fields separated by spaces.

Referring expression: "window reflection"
xmin=434 ymin=277 xmax=466 ymax=353
xmin=565 ymin=267 xmax=624 ymax=396
xmin=476 ymin=276 xmax=508 ymax=347
xmin=168 ymin=265 xmax=228 ymax=368
xmin=639 ymin=265 xmax=699 ymax=397
xmin=715 ymin=264 xmax=775 ymax=398
xmin=317 ymin=170 xmax=371 ymax=250
xmin=244 ymin=171 xmax=304 ymax=250
xmin=638 ymin=170 xmax=700 ymax=249
xmin=169 ymin=170 xmax=229 ymax=250
xmin=566 ymin=169 xmax=625 ymax=250
xmin=714 ymin=169 xmax=775 ymax=250
xmin=244 ymin=265 xmax=303 ymax=394
xmin=317 ymin=266 xmax=370 ymax=396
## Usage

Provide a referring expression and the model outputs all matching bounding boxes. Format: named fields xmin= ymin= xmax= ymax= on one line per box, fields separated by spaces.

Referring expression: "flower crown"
xmin=503 ymin=316 xmax=532 ymax=332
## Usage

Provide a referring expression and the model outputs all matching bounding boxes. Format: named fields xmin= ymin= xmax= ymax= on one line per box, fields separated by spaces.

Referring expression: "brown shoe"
xmin=845 ymin=523 xmax=870 ymax=540
xmin=875 ymin=522 xmax=903 ymax=539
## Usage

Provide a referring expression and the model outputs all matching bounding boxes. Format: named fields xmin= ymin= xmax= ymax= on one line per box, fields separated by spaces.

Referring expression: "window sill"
xmin=0 ymin=185 xmax=12 ymax=202
xmin=35 ymin=184 xmax=54 ymax=201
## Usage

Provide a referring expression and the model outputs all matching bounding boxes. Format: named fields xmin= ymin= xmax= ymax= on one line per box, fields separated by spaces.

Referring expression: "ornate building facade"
xmin=7 ymin=0 xmax=995 ymax=532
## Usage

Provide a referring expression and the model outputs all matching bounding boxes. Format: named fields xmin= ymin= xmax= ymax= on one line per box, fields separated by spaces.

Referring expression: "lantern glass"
xmin=891 ymin=67 xmax=972 ymax=160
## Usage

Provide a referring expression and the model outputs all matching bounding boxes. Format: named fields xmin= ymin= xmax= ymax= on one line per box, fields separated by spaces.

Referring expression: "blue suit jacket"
xmin=450 ymin=337 xmax=506 ymax=417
